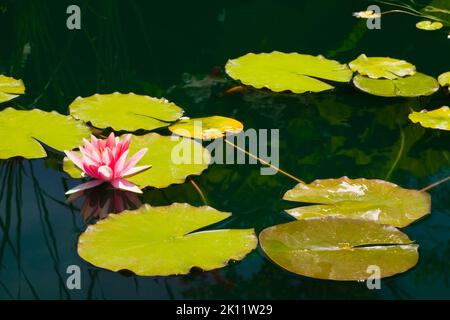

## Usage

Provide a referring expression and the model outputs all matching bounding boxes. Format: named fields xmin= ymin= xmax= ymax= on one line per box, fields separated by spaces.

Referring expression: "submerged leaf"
xmin=438 ymin=71 xmax=450 ymax=91
xmin=0 ymin=108 xmax=91 ymax=159
xmin=283 ymin=177 xmax=430 ymax=227
xmin=169 ymin=116 xmax=244 ymax=139
xmin=225 ymin=51 xmax=352 ymax=94
xmin=416 ymin=20 xmax=444 ymax=30
xmin=78 ymin=203 xmax=258 ymax=276
xmin=409 ymin=106 xmax=450 ymax=130
xmin=349 ymin=54 xmax=416 ymax=79
xmin=64 ymin=133 xmax=210 ymax=189
xmin=0 ymin=75 xmax=25 ymax=103
xmin=69 ymin=92 xmax=184 ymax=132
xmin=353 ymin=73 xmax=439 ymax=97
xmin=259 ymin=218 xmax=418 ymax=281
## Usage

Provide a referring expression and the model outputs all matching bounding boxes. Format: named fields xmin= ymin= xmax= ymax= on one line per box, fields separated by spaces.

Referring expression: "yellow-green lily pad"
xmin=416 ymin=20 xmax=444 ymax=30
xmin=349 ymin=54 xmax=416 ymax=79
xmin=259 ymin=218 xmax=419 ymax=281
xmin=63 ymin=133 xmax=210 ymax=189
xmin=0 ymin=75 xmax=25 ymax=103
xmin=169 ymin=116 xmax=244 ymax=139
xmin=409 ymin=106 xmax=450 ymax=130
xmin=0 ymin=107 xmax=91 ymax=159
xmin=69 ymin=92 xmax=184 ymax=132
xmin=438 ymin=71 xmax=450 ymax=91
xmin=283 ymin=177 xmax=430 ymax=228
xmin=225 ymin=51 xmax=353 ymax=94
xmin=78 ymin=203 xmax=258 ymax=276
xmin=353 ymin=73 xmax=439 ymax=97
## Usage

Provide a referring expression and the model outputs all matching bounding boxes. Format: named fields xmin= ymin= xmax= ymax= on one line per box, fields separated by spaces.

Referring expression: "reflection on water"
xmin=66 ymin=185 xmax=142 ymax=222
xmin=0 ymin=0 xmax=449 ymax=299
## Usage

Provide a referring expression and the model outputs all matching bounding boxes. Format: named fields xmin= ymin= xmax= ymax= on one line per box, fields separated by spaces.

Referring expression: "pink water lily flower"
xmin=64 ymin=133 xmax=150 ymax=195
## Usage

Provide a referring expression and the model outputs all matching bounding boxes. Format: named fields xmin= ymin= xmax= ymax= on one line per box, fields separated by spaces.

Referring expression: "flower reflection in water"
xmin=66 ymin=184 xmax=142 ymax=222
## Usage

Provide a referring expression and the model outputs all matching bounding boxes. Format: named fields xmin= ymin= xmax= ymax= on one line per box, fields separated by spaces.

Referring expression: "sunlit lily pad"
xmin=225 ymin=51 xmax=352 ymax=94
xmin=409 ymin=106 xmax=450 ymax=131
xmin=69 ymin=92 xmax=184 ymax=132
xmin=0 ymin=75 xmax=25 ymax=103
xmin=353 ymin=73 xmax=439 ymax=97
xmin=283 ymin=177 xmax=430 ymax=227
xmin=0 ymin=107 xmax=91 ymax=159
xmin=438 ymin=71 xmax=450 ymax=91
xmin=416 ymin=20 xmax=444 ymax=30
xmin=169 ymin=116 xmax=244 ymax=139
xmin=259 ymin=218 xmax=418 ymax=281
xmin=349 ymin=54 xmax=416 ymax=79
xmin=64 ymin=133 xmax=210 ymax=189
xmin=78 ymin=203 xmax=258 ymax=276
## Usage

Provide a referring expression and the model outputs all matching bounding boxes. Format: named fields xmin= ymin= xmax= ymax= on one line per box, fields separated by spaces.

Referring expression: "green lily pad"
xmin=0 ymin=107 xmax=91 ymax=159
xmin=0 ymin=75 xmax=25 ymax=103
xmin=416 ymin=20 xmax=444 ymax=30
xmin=438 ymin=71 xmax=450 ymax=91
xmin=283 ymin=177 xmax=430 ymax=228
xmin=259 ymin=218 xmax=419 ymax=281
xmin=349 ymin=54 xmax=416 ymax=79
xmin=409 ymin=106 xmax=450 ymax=130
xmin=64 ymin=133 xmax=210 ymax=189
xmin=225 ymin=51 xmax=353 ymax=94
xmin=69 ymin=92 xmax=184 ymax=132
xmin=169 ymin=116 xmax=244 ymax=139
xmin=353 ymin=73 xmax=439 ymax=97
xmin=78 ymin=203 xmax=258 ymax=276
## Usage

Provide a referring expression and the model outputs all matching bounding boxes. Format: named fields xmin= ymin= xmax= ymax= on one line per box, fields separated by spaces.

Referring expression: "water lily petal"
xmin=111 ymin=178 xmax=143 ymax=194
xmin=64 ymin=150 xmax=84 ymax=170
xmin=114 ymin=150 xmax=129 ymax=177
xmin=122 ymin=165 xmax=151 ymax=177
xmin=65 ymin=180 xmax=104 ymax=195
xmin=98 ymin=165 xmax=113 ymax=181
xmin=106 ymin=132 xmax=116 ymax=148
xmin=123 ymin=148 xmax=148 ymax=173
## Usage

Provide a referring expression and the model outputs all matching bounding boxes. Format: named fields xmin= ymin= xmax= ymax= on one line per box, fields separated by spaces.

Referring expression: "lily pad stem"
xmin=420 ymin=175 xmax=450 ymax=192
xmin=224 ymin=139 xmax=305 ymax=184
xmin=190 ymin=180 xmax=208 ymax=205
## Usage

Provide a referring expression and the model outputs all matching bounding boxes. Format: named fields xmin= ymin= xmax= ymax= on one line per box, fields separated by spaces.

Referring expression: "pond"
xmin=0 ymin=0 xmax=449 ymax=299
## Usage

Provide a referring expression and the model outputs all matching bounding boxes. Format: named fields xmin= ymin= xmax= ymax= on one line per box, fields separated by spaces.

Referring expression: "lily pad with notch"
xmin=349 ymin=54 xmax=416 ymax=79
xmin=225 ymin=51 xmax=353 ymax=94
xmin=283 ymin=177 xmax=431 ymax=228
xmin=69 ymin=92 xmax=184 ymax=132
xmin=353 ymin=73 xmax=439 ymax=97
xmin=169 ymin=116 xmax=244 ymax=139
xmin=0 ymin=107 xmax=91 ymax=159
xmin=0 ymin=75 xmax=25 ymax=103
xmin=77 ymin=203 xmax=258 ymax=276
xmin=259 ymin=218 xmax=419 ymax=281
xmin=409 ymin=106 xmax=450 ymax=130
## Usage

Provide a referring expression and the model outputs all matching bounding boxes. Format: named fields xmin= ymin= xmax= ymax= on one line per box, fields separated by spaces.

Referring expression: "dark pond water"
xmin=0 ymin=0 xmax=449 ymax=299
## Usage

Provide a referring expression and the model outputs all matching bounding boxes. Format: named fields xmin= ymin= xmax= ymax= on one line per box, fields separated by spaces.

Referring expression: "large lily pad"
xmin=259 ymin=218 xmax=418 ymax=281
xmin=0 ymin=75 xmax=25 ymax=103
xmin=78 ymin=203 xmax=258 ymax=276
xmin=225 ymin=51 xmax=353 ymax=94
xmin=0 ymin=107 xmax=91 ymax=159
xmin=438 ymin=71 xmax=450 ymax=91
xmin=169 ymin=116 xmax=244 ymax=139
xmin=69 ymin=92 xmax=184 ymax=132
xmin=283 ymin=177 xmax=430 ymax=228
xmin=349 ymin=54 xmax=416 ymax=79
xmin=353 ymin=73 xmax=439 ymax=97
xmin=409 ymin=106 xmax=450 ymax=130
xmin=64 ymin=133 xmax=210 ymax=189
